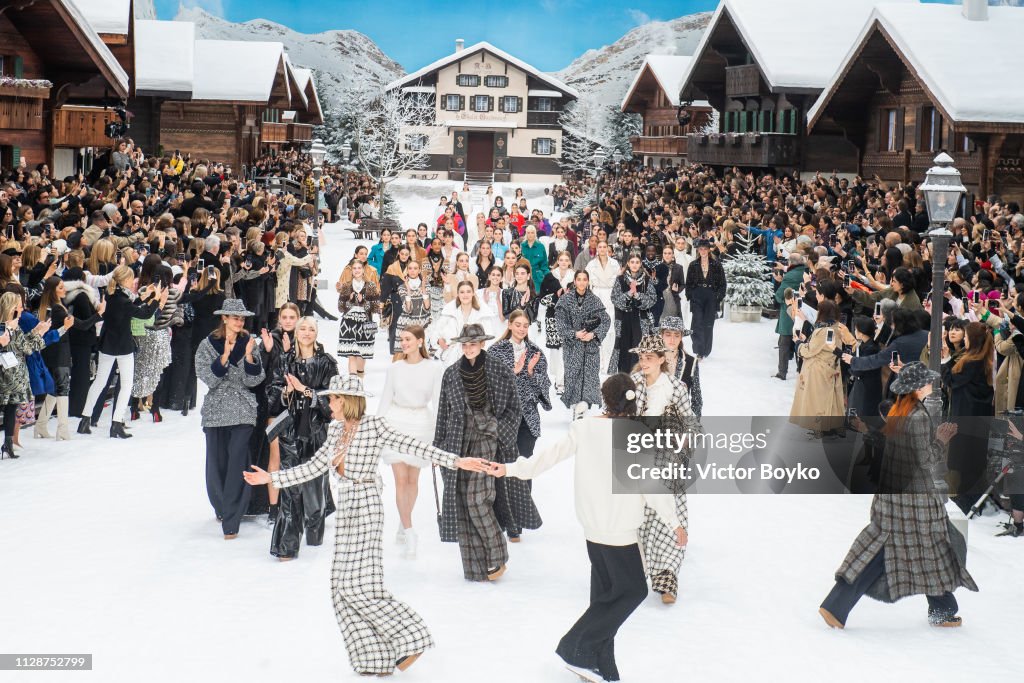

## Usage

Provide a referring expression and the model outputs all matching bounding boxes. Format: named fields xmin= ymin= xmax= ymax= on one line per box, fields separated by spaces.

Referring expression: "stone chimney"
xmin=962 ymin=0 xmax=989 ymax=21
xmin=455 ymin=38 xmax=465 ymax=53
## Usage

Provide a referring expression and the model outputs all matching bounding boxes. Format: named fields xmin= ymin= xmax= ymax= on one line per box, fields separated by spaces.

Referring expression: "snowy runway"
xmin=0 ymin=218 xmax=1019 ymax=683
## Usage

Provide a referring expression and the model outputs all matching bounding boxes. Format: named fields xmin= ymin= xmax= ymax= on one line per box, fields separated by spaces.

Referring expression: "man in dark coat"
xmin=434 ymin=324 xmax=529 ymax=581
xmin=175 ymin=180 xmax=214 ymax=220
xmin=773 ymin=254 xmax=808 ymax=379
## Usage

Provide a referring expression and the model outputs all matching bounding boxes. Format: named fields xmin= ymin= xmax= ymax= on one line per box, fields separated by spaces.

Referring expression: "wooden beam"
xmin=864 ymin=58 xmax=900 ymax=96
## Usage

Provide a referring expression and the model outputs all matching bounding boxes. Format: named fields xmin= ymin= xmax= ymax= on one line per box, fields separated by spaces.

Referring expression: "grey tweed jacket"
xmin=195 ymin=333 xmax=265 ymax=428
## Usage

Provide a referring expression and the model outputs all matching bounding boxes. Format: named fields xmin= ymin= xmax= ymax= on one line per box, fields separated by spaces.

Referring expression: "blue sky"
xmin=160 ymin=0 xmax=988 ymax=72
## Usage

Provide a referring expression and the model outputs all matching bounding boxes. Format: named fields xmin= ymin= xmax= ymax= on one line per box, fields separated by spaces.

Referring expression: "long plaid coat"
xmin=836 ymin=405 xmax=979 ymax=602
xmin=434 ymin=351 xmax=539 ymax=542
xmin=271 ymin=416 xmax=460 ymax=674
xmin=555 ymin=288 xmax=611 ymax=409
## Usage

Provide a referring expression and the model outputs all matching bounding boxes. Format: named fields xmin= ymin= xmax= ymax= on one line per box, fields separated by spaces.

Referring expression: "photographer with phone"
xmin=790 ymin=300 xmax=854 ymax=438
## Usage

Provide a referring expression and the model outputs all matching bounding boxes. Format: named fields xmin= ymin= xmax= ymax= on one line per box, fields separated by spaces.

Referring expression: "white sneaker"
xmin=564 ymin=663 xmax=603 ymax=682
xmin=403 ymin=528 xmax=418 ymax=560
xmin=572 ymin=402 xmax=588 ymax=421
xmin=395 ymin=526 xmax=406 ymax=545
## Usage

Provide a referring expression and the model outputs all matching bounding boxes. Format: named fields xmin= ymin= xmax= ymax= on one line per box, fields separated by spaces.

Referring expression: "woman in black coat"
xmin=941 ymin=321 xmax=995 ymax=512
xmin=256 ymin=301 xmax=299 ymax=522
xmin=843 ymin=316 xmax=883 ymax=421
xmin=62 ymin=268 xmax=104 ymax=418
xmin=34 ymin=276 xmax=87 ymax=440
xmin=266 ymin=316 xmax=338 ymax=560
xmin=78 ymin=265 xmax=165 ymax=438
xmin=183 ymin=267 xmax=227 ymax=414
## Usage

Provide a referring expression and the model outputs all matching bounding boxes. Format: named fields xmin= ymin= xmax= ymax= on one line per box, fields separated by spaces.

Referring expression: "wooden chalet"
xmin=677 ymin=0 xmax=916 ymax=174
xmin=620 ymin=55 xmax=713 ymax=168
xmin=0 ymin=0 xmax=129 ymax=172
xmin=807 ymin=0 xmax=1024 ymax=205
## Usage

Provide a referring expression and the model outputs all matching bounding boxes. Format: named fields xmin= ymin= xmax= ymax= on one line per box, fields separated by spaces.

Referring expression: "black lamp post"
xmin=920 ymin=152 xmax=966 ymax=416
xmin=309 ymin=137 xmax=327 ymax=239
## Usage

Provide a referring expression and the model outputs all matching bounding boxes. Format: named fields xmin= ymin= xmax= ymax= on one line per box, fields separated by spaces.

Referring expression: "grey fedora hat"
xmin=889 ymin=361 xmax=941 ymax=396
xmin=450 ymin=323 xmax=494 ymax=344
xmin=214 ymin=299 xmax=255 ymax=317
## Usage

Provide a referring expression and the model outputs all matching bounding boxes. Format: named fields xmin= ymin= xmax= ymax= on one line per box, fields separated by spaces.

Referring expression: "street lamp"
xmin=309 ymin=137 xmax=327 ymax=243
xmin=341 ymin=140 xmax=352 ymax=167
xmin=612 ymin=150 xmax=623 ymax=183
xmin=921 ymin=152 xmax=966 ymax=416
xmin=592 ymin=147 xmax=606 ymax=217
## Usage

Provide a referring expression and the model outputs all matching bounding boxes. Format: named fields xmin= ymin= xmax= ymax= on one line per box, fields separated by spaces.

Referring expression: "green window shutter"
xmin=459 ymin=95 xmax=465 ymax=111
xmin=14 ymin=56 xmax=23 ymax=78
xmin=12 ymin=146 xmax=21 ymax=167
xmin=551 ymin=139 xmax=557 ymax=155
xmin=531 ymin=139 xmax=537 ymax=154
xmin=739 ymin=112 xmax=746 ymax=133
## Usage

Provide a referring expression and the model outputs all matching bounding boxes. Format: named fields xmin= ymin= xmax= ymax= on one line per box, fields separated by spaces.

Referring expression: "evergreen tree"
xmin=723 ymin=232 xmax=775 ymax=308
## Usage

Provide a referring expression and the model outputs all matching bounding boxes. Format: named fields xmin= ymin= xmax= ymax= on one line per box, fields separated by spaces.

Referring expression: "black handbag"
xmin=583 ymin=315 xmax=601 ymax=333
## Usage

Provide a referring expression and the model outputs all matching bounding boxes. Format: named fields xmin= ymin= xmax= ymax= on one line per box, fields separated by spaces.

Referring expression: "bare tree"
xmin=341 ymin=80 xmax=441 ymax=215
xmin=558 ymin=95 xmax=615 ymax=176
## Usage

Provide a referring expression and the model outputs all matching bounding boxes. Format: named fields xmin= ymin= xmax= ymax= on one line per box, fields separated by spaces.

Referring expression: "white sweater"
xmin=504 ymin=417 xmax=681 ymax=546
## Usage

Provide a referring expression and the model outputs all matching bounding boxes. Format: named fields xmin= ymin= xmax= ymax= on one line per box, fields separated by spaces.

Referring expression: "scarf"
xmin=459 ymin=352 xmax=488 ymax=410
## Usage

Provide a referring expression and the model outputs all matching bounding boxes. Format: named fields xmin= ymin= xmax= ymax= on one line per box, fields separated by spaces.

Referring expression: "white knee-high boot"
xmin=34 ymin=395 xmax=56 ymax=438
xmin=55 ymin=396 xmax=71 ymax=441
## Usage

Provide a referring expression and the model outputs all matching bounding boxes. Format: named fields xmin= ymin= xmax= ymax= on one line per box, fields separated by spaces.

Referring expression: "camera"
xmin=104 ymin=105 xmax=131 ymax=139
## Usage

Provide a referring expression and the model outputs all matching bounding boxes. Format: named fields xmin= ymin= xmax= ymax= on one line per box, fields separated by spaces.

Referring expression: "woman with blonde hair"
xmin=0 ymin=291 xmax=49 ymax=458
xmin=336 ymin=259 xmax=380 ymax=378
xmin=432 ymin=280 xmax=497 ymax=366
xmin=78 ymin=265 xmax=166 ymax=438
xmin=378 ymin=325 xmax=443 ymax=559
xmin=86 ymin=238 xmax=117 ymax=276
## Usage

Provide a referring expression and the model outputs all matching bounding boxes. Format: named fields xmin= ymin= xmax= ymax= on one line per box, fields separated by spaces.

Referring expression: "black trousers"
xmin=556 ymin=542 xmax=648 ymax=682
xmin=204 ymin=424 xmax=254 ymax=536
xmin=778 ymin=334 xmax=795 ymax=377
xmin=387 ymin=293 xmax=401 ymax=354
xmin=689 ymin=288 xmax=718 ymax=358
xmin=90 ymin=364 xmax=122 ymax=424
xmin=498 ymin=419 xmax=539 ymax=538
xmin=68 ymin=343 xmax=94 ymax=417
xmin=2 ymin=403 xmax=17 ymax=440
xmin=820 ymin=549 xmax=958 ymax=626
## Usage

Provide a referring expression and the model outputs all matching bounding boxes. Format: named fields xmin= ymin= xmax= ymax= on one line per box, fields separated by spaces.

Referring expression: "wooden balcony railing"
xmin=52 ymin=107 xmax=117 ymax=148
xmin=261 ymin=121 xmax=288 ymax=144
xmin=0 ymin=98 xmax=44 ymax=130
xmin=725 ymin=64 xmax=761 ymax=99
xmin=686 ymin=132 xmax=799 ymax=168
xmin=288 ymin=122 xmax=313 ymax=143
xmin=630 ymin=136 xmax=688 ymax=157
xmin=526 ymin=111 xmax=560 ymax=127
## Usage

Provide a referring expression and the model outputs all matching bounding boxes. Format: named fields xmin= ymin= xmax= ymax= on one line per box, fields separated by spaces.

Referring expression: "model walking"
xmin=819 ymin=362 xmax=978 ymax=629
xmin=659 ymin=316 xmax=703 ymax=418
xmin=0 ymin=292 xmax=48 ymax=459
xmin=684 ymin=239 xmax=726 ymax=360
xmin=630 ymin=334 xmax=699 ymax=604
xmin=266 ymin=316 xmax=338 ymax=559
xmin=434 ymin=323 xmax=522 ymax=581
xmin=609 ymin=254 xmax=656 ymax=375
xmin=487 ymin=373 xmax=686 ymax=683
xmin=336 ymin=259 xmax=380 ymax=380
xmin=539 ymin=251 xmax=575 ymax=394
xmin=432 ymin=281 xmax=498 ymax=366
xmin=244 ymin=375 xmax=488 ymax=676
xmin=585 ymin=242 xmax=620 ymax=373
xmin=378 ymin=326 xmax=443 ymax=559
xmin=489 ymin=310 xmax=550 ymax=542
xmin=556 ymin=270 xmax=611 ymax=421
xmin=396 ymin=260 xmax=431 ymax=333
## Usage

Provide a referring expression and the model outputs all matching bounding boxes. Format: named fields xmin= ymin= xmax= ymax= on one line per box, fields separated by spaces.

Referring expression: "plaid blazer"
xmin=489 ymin=338 xmax=551 ymax=438
xmin=631 ymin=371 xmax=701 ymax=494
xmin=836 ymin=405 xmax=978 ymax=602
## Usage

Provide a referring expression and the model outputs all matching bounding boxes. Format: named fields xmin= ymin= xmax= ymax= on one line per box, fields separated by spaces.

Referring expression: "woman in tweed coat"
xmin=0 ymin=291 xmax=48 ymax=458
xmin=556 ymin=270 xmax=611 ymax=420
xmin=490 ymin=310 xmax=551 ymax=542
xmin=820 ymin=362 xmax=978 ymax=629
xmin=434 ymin=324 xmax=531 ymax=581
xmin=659 ymin=316 xmax=703 ymax=418
xmin=630 ymin=334 xmax=701 ymax=605
xmin=244 ymin=376 xmax=488 ymax=676
xmin=609 ymin=254 xmax=657 ymax=375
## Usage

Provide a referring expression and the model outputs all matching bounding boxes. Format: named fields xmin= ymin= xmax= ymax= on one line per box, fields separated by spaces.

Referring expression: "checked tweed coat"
xmin=555 ymin=289 xmax=611 ymax=409
xmin=489 ymin=338 xmax=552 ymax=438
xmin=835 ymin=405 xmax=978 ymax=603
xmin=271 ymin=416 xmax=460 ymax=675
xmin=434 ymin=352 xmax=539 ymax=543
xmin=631 ymin=371 xmax=700 ymax=583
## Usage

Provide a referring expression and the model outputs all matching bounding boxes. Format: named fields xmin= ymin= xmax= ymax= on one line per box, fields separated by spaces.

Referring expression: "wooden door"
xmin=467 ymin=131 xmax=493 ymax=172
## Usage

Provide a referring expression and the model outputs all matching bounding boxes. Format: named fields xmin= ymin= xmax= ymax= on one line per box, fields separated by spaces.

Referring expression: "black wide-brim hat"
xmin=450 ymin=323 xmax=493 ymax=344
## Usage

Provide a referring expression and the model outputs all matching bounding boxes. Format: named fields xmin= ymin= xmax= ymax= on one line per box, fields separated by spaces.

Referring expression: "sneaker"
xmin=564 ymin=663 xmax=604 ymax=683
xmin=995 ymin=521 xmax=1023 ymax=537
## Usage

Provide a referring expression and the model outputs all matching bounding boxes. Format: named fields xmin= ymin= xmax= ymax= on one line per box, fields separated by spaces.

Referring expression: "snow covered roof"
xmin=401 ymin=85 xmax=436 ymax=93
xmin=282 ymin=54 xmax=305 ymax=108
xmin=682 ymin=0 xmax=918 ymax=94
xmin=71 ymin=0 xmax=131 ymax=35
xmin=58 ymin=0 xmax=129 ymax=97
xmin=290 ymin=66 xmax=324 ymax=123
xmin=386 ymin=41 xmax=579 ymax=99
xmin=134 ymin=19 xmax=194 ymax=97
xmin=444 ymin=120 xmax=518 ymax=129
xmin=191 ymin=40 xmax=285 ymax=102
xmin=527 ymin=89 xmax=563 ymax=98
xmin=808 ymin=3 xmax=1024 ymax=126
xmin=620 ymin=55 xmax=712 ymax=110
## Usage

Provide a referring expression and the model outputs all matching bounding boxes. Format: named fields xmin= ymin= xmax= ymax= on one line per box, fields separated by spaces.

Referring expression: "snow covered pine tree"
xmin=723 ymin=232 xmax=775 ymax=322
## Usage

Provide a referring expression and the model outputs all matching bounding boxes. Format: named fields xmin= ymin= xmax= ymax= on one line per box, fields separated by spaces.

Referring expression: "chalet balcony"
xmin=630 ymin=136 xmax=688 ymax=157
xmin=261 ymin=121 xmax=288 ymax=144
xmin=526 ymin=110 xmax=560 ymax=128
xmin=288 ymin=122 xmax=313 ymax=143
xmin=51 ymin=106 xmax=118 ymax=148
xmin=725 ymin=64 xmax=761 ymax=99
xmin=686 ymin=132 xmax=800 ymax=168
xmin=0 ymin=98 xmax=44 ymax=130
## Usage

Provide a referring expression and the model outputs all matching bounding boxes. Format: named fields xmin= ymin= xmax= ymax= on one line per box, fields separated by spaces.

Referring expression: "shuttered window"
xmin=501 ymin=96 xmax=520 ymax=113
xmin=444 ymin=94 xmax=462 ymax=111
xmin=881 ymin=108 xmax=904 ymax=151
xmin=484 ymin=75 xmax=508 ymax=87
xmin=456 ymin=74 xmax=480 ymax=87
xmin=472 ymin=95 xmax=491 ymax=112
xmin=533 ymin=138 xmax=555 ymax=155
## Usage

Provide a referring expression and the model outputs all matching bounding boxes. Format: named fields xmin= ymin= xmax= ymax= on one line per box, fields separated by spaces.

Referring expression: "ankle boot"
xmin=2 ymin=437 xmax=17 ymax=459
xmin=151 ymin=406 xmax=163 ymax=423
xmin=33 ymin=395 xmax=55 ymax=438
xmin=55 ymin=396 xmax=71 ymax=441
xmin=77 ymin=417 xmax=92 ymax=435
xmin=110 ymin=421 xmax=133 ymax=439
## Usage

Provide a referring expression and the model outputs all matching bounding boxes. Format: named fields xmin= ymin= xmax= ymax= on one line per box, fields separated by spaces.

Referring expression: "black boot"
xmin=151 ymin=406 xmax=163 ymax=423
xmin=110 ymin=421 xmax=133 ymax=439
xmin=129 ymin=397 xmax=140 ymax=422
xmin=77 ymin=417 xmax=92 ymax=435
xmin=2 ymin=438 xmax=17 ymax=459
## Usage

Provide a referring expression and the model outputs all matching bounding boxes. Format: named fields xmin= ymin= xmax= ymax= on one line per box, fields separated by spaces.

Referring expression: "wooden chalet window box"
xmin=0 ymin=83 xmax=51 ymax=99
xmin=750 ymin=135 xmax=762 ymax=146
xmin=694 ymin=134 xmax=708 ymax=145
xmin=729 ymin=134 xmax=742 ymax=146
xmin=711 ymin=135 xmax=724 ymax=146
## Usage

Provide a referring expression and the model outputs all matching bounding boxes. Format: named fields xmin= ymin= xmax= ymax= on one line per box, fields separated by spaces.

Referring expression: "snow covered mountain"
xmin=173 ymin=6 xmax=404 ymax=104
xmin=554 ymin=13 xmax=712 ymax=106
xmin=134 ymin=0 xmax=156 ymax=20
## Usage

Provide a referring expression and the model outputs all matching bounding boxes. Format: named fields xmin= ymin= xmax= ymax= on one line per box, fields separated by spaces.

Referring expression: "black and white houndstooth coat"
xmin=554 ymin=289 xmax=611 ymax=409
xmin=835 ymin=405 xmax=978 ymax=602
xmin=631 ymin=370 xmax=701 ymax=578
xmin=434 ymin=351 xmax=540 ymax=542
xmin=270 ymin=416 xmax=461 ymax=675
xmin=488 ymin=338 xmax=552 ymax=438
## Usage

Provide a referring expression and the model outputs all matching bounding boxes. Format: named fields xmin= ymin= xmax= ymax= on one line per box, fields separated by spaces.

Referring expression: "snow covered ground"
xmin=1 ymin=185 xmax=1020 ymax=683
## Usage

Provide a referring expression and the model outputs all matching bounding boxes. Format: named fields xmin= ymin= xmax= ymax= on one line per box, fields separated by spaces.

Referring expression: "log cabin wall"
xmin=159 ymin=102 xmax=241 ymax=167
xmin=0 ymin=14 xmax=47 ymax=168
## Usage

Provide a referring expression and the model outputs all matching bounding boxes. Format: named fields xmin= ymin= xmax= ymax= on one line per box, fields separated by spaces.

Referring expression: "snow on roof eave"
xmin=71 ymin=0 xmax=131 ymax=35
xmin=806 ymin=11 xmax=881 ymax=131
xmin=677 ymin=2 xmax=726 ymax=101
xmin=58 ymin=0 xmax=129 ymax=97
xmin=385 ymin=41 xmax=579 ymax=99
xmin=133 ymin=20 xmax=194 ymax=97
xmin=284 ymin=56 xmax=307 ymax=109
xmin=622 ymin=55 xmax=696 ymax=111
xmin=191 ymin=40 xmax=284 ymax=103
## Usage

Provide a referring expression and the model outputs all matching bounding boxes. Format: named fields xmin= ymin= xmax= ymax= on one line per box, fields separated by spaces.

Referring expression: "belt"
xmin=697 ymin=284 xmax=713 ymax=288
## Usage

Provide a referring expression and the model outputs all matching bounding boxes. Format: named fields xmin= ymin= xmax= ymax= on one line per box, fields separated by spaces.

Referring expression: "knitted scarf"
xmin=459 ymin=352 xmax=488 ymax=410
